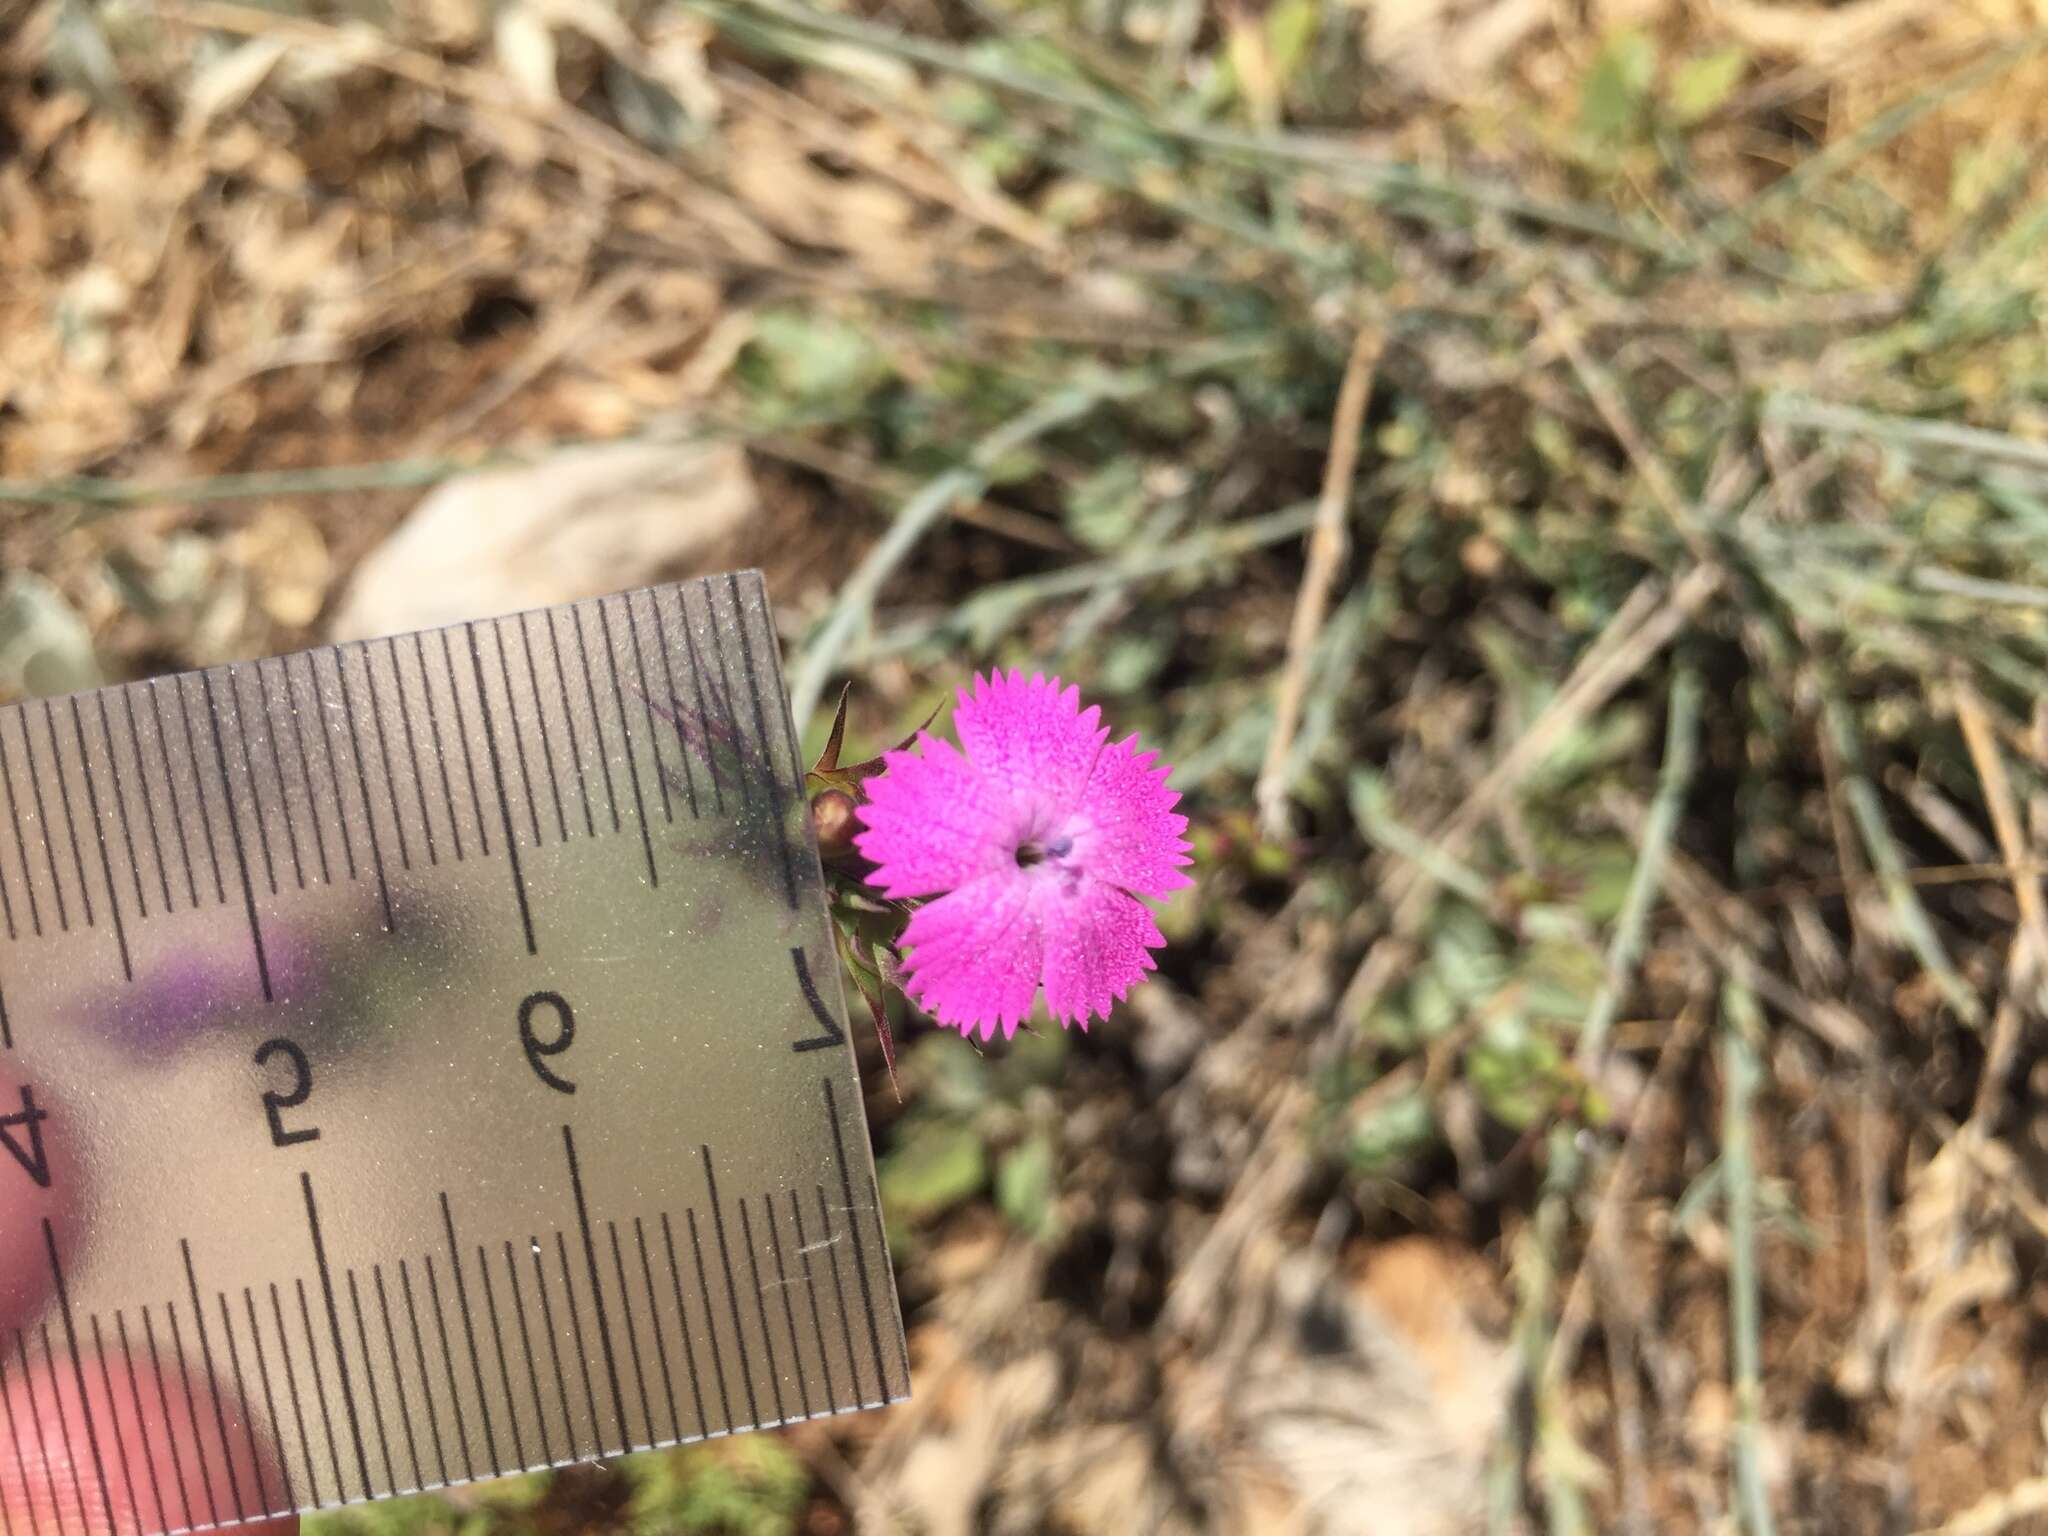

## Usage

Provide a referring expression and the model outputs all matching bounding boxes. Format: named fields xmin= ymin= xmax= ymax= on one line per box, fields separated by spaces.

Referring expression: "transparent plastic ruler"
xmin=0 ymin=572 xmax=908 ymax=1536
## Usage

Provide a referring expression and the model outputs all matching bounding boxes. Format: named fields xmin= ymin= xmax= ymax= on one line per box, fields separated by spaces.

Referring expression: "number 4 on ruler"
xmin=0 ymin=1083 xmax=50 ymax=1188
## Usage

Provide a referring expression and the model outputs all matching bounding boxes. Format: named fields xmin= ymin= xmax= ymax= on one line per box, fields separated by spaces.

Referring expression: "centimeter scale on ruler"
xmin=0 ymin=571 xmax=909 ymax=1536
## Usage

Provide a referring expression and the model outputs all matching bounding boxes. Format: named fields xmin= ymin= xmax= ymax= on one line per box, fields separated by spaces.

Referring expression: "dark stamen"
xmin=1015 ymin=842 xmax=1046 ymax=868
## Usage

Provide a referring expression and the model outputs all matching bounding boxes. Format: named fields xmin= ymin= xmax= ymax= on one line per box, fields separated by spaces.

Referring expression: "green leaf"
xmin=983 ymin=446 xmax=1044 ymax=487
xmin=1580 ymin=29 xmax=1657 ymax=143
xmin=1565 ymin=837 xmax=1639 ymax=926
xmin=477 ymin=1471 xmax=552 ymax=1512
xmin=1344 ymin=1091 xmax=1437 ymax=1172
xmin=1520 ymin=935 xmax=1604 ymax=1020
xmin=605 ymin=60 xmax=697 ymax=153
xmin=1468 ymin=1018 xmax=1567 ymax=1130
xmin=1670 ymin=46 xmax=1747 ymax=127
xmin=627 ymin=1439 xmax=808 ymax=1536
xmin=996 ymin=1133 xmax=1058 ymax=1240
xmin=834 ymin=930 xmax=900 ymax=1095
xmin=878 ymin=1120 xmax=988 ymax=1220
xmin=991 ymin=1024 xmax=1070 ymax=1091
xmin=1430 ymin=903 xmax=1508 ymax=1003
xmin=905 ymin=1031 xmax=992 ymax=1113
xmin=1100 ymin=632 xmax=1171 ymax=694
xmin=1063 ymin=459 xmax=1146 ymax=551
xmin=744 ymin=307 xmax=888 ymax=409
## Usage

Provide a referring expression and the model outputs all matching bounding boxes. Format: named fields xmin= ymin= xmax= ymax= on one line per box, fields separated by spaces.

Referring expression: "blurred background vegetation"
xmin=5 ymin=0 xmax=2048 ymax=1529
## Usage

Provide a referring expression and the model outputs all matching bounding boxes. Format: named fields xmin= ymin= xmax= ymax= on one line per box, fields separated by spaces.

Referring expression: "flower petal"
xmin=1069 ymin=734 xmax=1192 ymax=898
xmin=952 ymin=671 xmax=1107 ymax=825
xmin=896 ymin=871 xmax=1057 ymax=1040
xmin=1040 ymin=881 xmax=1165 ymax=1028
xmin=853 ymin=732 xmax=1015 ymax=899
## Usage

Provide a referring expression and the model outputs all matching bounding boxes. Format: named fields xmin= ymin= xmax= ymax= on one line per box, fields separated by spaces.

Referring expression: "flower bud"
xmin=811 ymin=788 xmax=861 ymax=862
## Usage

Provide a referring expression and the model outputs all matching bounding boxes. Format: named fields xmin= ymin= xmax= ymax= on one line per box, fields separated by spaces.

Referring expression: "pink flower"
xmin=854 ymin=671 xmax=1191 ymax=1039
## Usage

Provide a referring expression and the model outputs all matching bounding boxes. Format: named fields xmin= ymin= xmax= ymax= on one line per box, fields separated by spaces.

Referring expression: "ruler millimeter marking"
xmin=0 ymin=573 xmax=908 ymax=1536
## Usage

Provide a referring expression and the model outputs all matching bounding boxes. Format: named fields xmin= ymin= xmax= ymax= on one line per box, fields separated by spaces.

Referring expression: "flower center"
xmin=1015 ymin=832 xmax=1074 ymax=869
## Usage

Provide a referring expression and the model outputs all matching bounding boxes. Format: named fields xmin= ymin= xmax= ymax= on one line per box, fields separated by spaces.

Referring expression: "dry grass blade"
xmin=694 ymin=0 xmax=1684 ymax=255
xmin=1820 ymin=687 xmax=1984 ymax=1024
xmin=1532 ymin=288 xmax=1712 ymax=563
xmin=1255 ymin=324 xmax=1382 ymax=838
xmin=1430 ymin=566 xmax=1720 ymax=861
xmin=1952 ymin=675 xmax=2048 ymax=985
xmin=1953 ymin=675 xmax=2046 ymax=1141
xmin=1576 ymin=664 xmax=1703 ymax=1071
xmin=787 ymin=337 xmax=1267 ymax=724
xmin=1342 ymin=563 xmax=1723 ymax=1025
xmin=0 ymin=457 xmax=494 ymax=511
xmin=787 ymin=383 xmax=1108 ymax=726
xmin=163 ymin=0 xmax=787 ymax=261
xmin=1545 ymin=994 xmax=1711 ymax=1392
xmin=1609 ymin=793 xmax=1877 ymax=1057
xmin=1765 ymin=395 xmax=2048 ymax=477
xmin=414 ymin=269 xmax=645 ymax=452
xmin=718 ymin=67 xmax=1061 ymax=256
xmin=1722 ymin=979 xmax=1777 ymax=1536
xmin=1917 ymin=1476 xmax=2048 ymax=1536
xmin=1700 ymin=30 xmax=2048 ymax=257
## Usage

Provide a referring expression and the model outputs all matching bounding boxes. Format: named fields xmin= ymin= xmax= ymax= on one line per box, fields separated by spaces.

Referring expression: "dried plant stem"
xmin=1920 ymin=1474 xmax=2048 ymax=1536
xmin=1605 ymin=1292 xmax=1655 ymax=1536
xmin=1547 ymin=991 xmax=1710 ymax=1391
xmin=1722 ymin=979 xmax=1777 ymax=1536
xmin=787 ymin=338 xmax=1268 ymax=725
xmin=867 ymin=504 xmax=1324 ymax=666
xmin=1341 ymin=562 xmax=1722 ymax=1024
xmin=1764 ymin=394 xmax=2048 ymax=476
xmin=1057 ymin=503 xmax=1187 ymax=654
xmin=1255 ymin=324 xmax=1382 ymax=838
xmin=1429 ymin=566 xmax=1718 ymax=869
xmin=0 ymin=456 xmax=488 ymax=511
xmin=1954 ymin=675 xmax=2048 ymax=979
xmin=1819 ymin=686 xmax=1982 ymax=1023
xmin=1613 ymin=797 xmax=1875 ymax=1057
xmin=1533 ymin=287 xmax=1711 ymax=563
xmin=1577 ymin=663 xmax=1702 ymax=1071
xmin=167 ymin=0 xmax=787 ymax=263
xmin=697 ymin=0 xmax=1683 ymax=255
xmin=1954 ymin=674 xmax=2047 ymax=1137
xmin=1701 ymin=32 xmax=2048 ymax=257
xmin=415 ymin=269 xmax=643 ymax=452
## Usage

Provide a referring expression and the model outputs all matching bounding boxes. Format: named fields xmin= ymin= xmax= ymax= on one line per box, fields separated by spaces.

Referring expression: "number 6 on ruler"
xmin=519 ymin=989 xmax=578 ymax=1093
